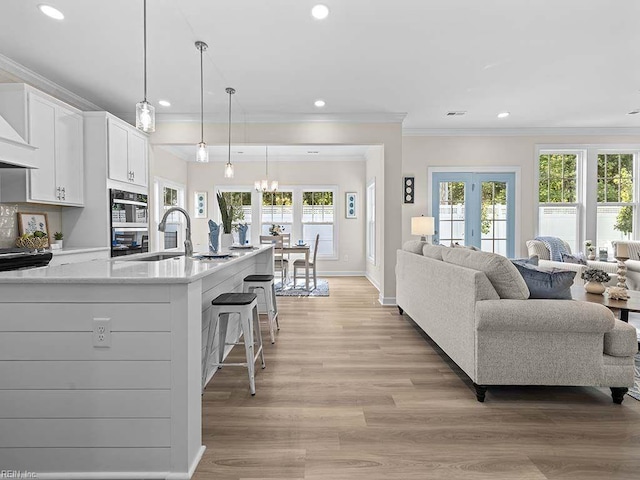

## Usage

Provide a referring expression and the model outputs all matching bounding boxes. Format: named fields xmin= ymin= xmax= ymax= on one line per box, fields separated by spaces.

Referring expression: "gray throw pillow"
xmin=562 ymin=252 xmax=587 ymax=265
xmin=422 ymin=244 xmax=446 ymax=260
xmin=511 ymin=262 xmax=576 ymax=300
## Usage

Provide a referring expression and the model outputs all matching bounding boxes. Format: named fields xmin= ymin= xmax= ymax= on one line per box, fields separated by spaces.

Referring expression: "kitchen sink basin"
xmin=131 ymin=253 xmax=184 ymax=262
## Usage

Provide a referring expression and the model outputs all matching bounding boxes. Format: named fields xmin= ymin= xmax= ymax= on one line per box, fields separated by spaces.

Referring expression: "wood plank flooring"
xmin=195 ymin=277 xmax=640 ymax=480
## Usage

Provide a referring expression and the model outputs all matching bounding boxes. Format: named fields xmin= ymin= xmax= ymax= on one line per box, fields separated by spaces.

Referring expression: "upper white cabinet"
xmin=107 ymin=117 xmax=148 ymax=188
xmin=0 ymin=84 xmax=84 ymax=206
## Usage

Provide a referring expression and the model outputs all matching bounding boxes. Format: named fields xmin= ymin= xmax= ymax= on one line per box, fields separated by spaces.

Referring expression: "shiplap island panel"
xmin=0 ymin=246 xmax=274 ymax=480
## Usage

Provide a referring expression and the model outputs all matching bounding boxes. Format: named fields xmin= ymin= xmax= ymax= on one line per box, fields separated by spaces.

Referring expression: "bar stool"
xmin=203 ymin=292 xmax=266 ymax=396
xmin=243 ymin=274 xmax=279 ymax=344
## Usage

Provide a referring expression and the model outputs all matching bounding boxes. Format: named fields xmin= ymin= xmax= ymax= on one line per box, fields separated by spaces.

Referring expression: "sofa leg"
xmin=473 ymin=383 xmax=488 ymax=402
xmin=397 ymin=306 xmax=404 ymax=315
xmin=611 ymin=387 xmax=628 ymax=404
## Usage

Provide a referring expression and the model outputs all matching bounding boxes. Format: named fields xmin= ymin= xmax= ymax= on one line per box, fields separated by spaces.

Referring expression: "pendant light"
xmin=195 ymin=41 xmax=209 ymax=163
xmin=135 ymin=0 xmax=155 ymax=132
xmin=255 ymin=146 xmax=278 ymax=192
xmin=224 ymin=87 xmax=235 ymax=178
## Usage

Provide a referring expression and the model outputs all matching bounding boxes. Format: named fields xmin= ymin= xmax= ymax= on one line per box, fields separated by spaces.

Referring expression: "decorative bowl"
xmin=16 ymin=236 xmax=49 ymax=250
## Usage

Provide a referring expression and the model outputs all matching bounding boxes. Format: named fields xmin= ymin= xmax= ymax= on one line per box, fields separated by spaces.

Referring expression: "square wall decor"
xmin=403 ymin=176 xmax=415 ymax=204
xmin=194 ymin=192 xmax=207 ymax=218
xmin=345 ymin=192 xmax=357 ymax=219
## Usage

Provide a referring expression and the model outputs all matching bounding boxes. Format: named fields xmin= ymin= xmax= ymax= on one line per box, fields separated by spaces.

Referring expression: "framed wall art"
xmin=345 ymin=192 xmax=357 ymax=219
xmin=403 ymin=176 xmax=415 ymax=203
xmin=194 ymin=192 xmax=207 ymax=219
xmin=17 ymin=212 xmax=50 ymax=247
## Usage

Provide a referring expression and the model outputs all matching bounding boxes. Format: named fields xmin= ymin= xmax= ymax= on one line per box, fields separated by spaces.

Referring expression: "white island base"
xmin=0 ymin=246 xmax=274 ymax=479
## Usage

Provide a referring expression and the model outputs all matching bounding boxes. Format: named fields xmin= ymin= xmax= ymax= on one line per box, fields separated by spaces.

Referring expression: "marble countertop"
xmin=0 ymin=245 xmax=271 ymax=284
xmin=50 ymin=246 xmax=110 ymax=256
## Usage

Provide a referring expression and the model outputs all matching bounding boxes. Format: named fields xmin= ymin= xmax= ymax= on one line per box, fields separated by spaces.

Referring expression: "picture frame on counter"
xmin=17 ymin=212 xmax=50 ymax=248
xmin=194 ymin=191 xmax=207 ymax=218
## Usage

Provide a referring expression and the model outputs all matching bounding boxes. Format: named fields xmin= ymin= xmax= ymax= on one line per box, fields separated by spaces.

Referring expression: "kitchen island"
xmin=0 ymin=245 xmax=274 ymax=480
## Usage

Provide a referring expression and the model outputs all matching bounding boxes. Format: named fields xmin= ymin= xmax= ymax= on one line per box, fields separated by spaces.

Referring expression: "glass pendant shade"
xmin=261 ymin=179 xmax=269 ymax=191
xmin=271 ymin=180 xmax=279 ymax=191
xmin=254 ymin=180 xmax=261 ymax=191
xmin=136 ymin=100 xmax=155 ymax=133
xmin=196 ymin=142 xmax=209 ymax=163
xmin=224 ymin=162 xmax=234 ymax=178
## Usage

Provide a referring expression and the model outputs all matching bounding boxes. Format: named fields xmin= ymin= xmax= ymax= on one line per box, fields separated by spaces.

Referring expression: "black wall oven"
xmin=110 ymin=189 xmax=149 ymax=257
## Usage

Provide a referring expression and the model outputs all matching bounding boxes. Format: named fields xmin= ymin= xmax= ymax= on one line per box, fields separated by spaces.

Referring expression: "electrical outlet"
xmin=93 ymin=318 xmax=111 ymax=348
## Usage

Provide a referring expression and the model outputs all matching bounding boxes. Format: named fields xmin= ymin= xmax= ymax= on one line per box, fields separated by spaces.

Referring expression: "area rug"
xmin=629 ymin=353 xmax=640 ymax=401
xmin=275 ymin=279 xmax=329 ymax=297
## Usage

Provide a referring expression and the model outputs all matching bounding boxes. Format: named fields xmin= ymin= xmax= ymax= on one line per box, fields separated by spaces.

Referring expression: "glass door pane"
xmin=437 ymin=180 xmax=467 ymax=246
xmin=481 ymin=181 xmax=508 ymax=255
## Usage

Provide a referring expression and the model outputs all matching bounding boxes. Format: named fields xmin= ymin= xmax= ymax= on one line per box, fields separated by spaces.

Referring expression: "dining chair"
xmin=293 ymin=233 xmax=319 ymax=289
xmin=260 ymin=235 xmax=288 ymax=284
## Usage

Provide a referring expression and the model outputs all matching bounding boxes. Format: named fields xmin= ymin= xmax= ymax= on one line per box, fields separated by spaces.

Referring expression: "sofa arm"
xmin=604 ymin=321 xmax=638 ymax=357
xmin=476 ymin=300 xmax=615 ymax=333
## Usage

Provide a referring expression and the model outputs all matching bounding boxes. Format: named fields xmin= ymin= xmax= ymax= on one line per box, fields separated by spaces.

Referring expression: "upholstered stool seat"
xmin=243 ymin=274 xmax=279 ymax=344
xmin=203 ymin=292 xmax=265 ymax=395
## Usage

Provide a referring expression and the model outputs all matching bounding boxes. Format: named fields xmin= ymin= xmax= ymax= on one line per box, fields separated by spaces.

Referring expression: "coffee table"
xmin=571 ymin=285 xmax=640 ymax=346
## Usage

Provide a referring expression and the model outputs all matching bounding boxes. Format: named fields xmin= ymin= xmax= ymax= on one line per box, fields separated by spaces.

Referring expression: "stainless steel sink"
xmin=131 ymin=253 xmax=184 ymax=262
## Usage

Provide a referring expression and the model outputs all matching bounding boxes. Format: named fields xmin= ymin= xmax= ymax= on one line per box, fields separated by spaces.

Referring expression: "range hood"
xmin=0 ymin=114 xmax=37 ymax=169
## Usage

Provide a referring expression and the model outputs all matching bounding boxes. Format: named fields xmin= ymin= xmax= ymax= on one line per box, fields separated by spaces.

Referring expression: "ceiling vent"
xmin=446 ymin=111 xmax=467 ymax=116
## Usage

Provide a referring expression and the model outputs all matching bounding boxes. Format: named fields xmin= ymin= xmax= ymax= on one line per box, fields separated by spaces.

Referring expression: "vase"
xmin=587 ymin=252 xmax=596 ymax=261
xmin=584 ymin=281 xmax=606 ymax=295
xmin=221 ymin=233 xmax=234 ymax=249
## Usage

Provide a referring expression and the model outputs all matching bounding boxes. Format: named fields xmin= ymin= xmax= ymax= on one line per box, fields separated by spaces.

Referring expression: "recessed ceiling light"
xmin=158 ymin=100 xmax=171 ymax=107
xmin=497 ymin=112 xmax=510 ymax=118
xmin=311 ymin=4 xmax=329 ymax=20
xmin=38 ymin=4 xmax=64 ymax=20
xmin=314 ymin=99 xmax=326 ymax=108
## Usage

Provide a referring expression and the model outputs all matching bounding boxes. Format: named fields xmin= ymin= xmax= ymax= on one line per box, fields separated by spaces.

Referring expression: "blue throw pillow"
xmin=511 ymin=262 xmax=575 ymax=300
xmin=562 ymin=252 xmax=587 ymax=265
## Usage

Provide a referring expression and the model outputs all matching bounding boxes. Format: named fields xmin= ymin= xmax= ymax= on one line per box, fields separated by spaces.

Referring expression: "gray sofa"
xmin=396 ymin=242 xmax=638 ymax=403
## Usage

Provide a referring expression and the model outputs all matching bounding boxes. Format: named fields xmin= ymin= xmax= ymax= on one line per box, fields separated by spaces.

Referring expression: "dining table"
xmin=282 ymin=244 xmax=311 ymax=290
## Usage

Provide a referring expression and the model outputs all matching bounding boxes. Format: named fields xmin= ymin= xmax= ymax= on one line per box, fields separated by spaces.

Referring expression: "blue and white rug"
xmin=275 ymin=279 xmax=329 ymax=297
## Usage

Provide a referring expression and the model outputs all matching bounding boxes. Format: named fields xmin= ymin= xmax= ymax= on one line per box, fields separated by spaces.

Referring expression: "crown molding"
xmin=154 ymin=112 xmax=407 ymax=125
xmin=0 ymin=53 xmax=103 ymax=112
xmin=402 ymin=127 xmax=640 ymax=137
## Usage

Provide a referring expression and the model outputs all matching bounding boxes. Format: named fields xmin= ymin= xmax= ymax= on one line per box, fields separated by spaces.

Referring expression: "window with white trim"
xmin=218 ymin=190 xmax=252 ymax=244
xmin=366 ymin=180 xmax=376 ymax=264
xmin=154 ymin=178 xmax=185 ymax=251
xmin=261 ymin=191 xmax=293 ymax=236
xmin=537 ymin=152 xmax=580 ymax=252
xmin=302 ymin=190 xmax=335 ymax=257
xmin=597 ymin=153 xmax=635 ymax=246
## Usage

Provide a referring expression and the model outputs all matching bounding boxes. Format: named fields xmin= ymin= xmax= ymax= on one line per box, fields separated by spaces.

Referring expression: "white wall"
xmin=402 ymin=134 xmax=640 ymax=257
xmin=186 ymin=158 xmax=366 ymax=274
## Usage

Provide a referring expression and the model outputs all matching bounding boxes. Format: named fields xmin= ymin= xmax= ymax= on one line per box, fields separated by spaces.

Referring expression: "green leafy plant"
xmin=581 ymin=268 xmax=610 ymax=283
xmin=216 ymin=191 xmax=245 ymax=234
xmin=54 ymin=231 xmax=63 ymax=241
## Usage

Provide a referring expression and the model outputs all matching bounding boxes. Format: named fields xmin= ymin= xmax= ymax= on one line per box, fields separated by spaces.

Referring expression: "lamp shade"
xmin=411 ymin=216 xmax=434 ymax=236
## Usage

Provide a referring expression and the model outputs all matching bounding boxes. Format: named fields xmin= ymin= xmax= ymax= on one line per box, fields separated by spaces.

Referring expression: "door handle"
xmin=56 ymin=186 xmax=61 ymax=200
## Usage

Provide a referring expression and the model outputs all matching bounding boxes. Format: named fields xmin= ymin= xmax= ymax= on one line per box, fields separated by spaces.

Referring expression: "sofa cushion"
xmin=402 ymin=240 xmax=426 ymax=255
xmin=604 ymin=321 xmax=639 ymax=357
xmin=422 ymin=244 xmax=446 ymax=260
xmin=512 ymin=255 xmax=539 ymax=267
xmin=441 ymin=248 xmax=530 ymax=300
xmin=512 ymin=262 xmax=576 ymax=299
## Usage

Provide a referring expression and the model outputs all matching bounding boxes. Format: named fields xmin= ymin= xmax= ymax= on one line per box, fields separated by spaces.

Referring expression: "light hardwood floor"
xmin=195 ymin=277 xmax=640 ymax=480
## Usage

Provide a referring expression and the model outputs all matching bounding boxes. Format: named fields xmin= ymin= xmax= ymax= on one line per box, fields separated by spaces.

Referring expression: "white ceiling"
xmin=1 ymin=0 xmax=640 ymax=129
xmin=160 ymin=144 xmax=371 ymax=162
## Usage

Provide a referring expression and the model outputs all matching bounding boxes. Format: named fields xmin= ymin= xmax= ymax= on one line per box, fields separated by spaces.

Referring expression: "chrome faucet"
xmin=158 ymin=207 xmax=193 ymax=257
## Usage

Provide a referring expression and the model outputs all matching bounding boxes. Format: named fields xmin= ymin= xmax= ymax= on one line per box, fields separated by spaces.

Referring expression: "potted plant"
xmin=581 ymin=268 xmax=611 ymax=295
xmin=269 ymin=224 xmax=283 ymax=236
xmin=584 ymin=240 xmax=596 ymax=260
xmin=216 ymin=191 xmax=244 ymax=249
xmin=53 ymin=231 xmax=63 ymax=249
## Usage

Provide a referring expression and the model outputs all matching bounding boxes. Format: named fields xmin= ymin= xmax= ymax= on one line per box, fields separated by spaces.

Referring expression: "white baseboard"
xmin=378 ymin=295 xmax=397 ymax=306
xmin=167 ymin=445 xmax=206 ymax=480
xmin=365 ymin=273 xmax=380 ymax=291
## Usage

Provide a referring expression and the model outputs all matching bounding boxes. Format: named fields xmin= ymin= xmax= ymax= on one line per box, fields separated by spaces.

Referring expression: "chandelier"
xmin=254 ymin=146 xmax=278 ymax=192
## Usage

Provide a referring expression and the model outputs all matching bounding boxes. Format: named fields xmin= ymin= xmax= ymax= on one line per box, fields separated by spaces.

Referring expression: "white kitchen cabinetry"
xmin=107 ymin=117 xmax=148 ymax=188
xmin=0 ymin=84 xmax=84 ymax=206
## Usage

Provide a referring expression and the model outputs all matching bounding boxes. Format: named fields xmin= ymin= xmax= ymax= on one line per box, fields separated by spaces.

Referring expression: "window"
xmin=261 ymin=191 xmax=293 ymax=236
xmin=162 ymin=185 xmax=184 ymax=250
xmin=366 ymin=180 xmax=375 ymax=264
xmin=302 ymin=190 xmax=335 ymax=256
xmin=597 ymin=153 xmax=635 ymax=246
xmin=219 ymin=191 xmax=252 ymax=244
xmin=537 ymin=152 xmax=580 ymax=252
